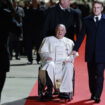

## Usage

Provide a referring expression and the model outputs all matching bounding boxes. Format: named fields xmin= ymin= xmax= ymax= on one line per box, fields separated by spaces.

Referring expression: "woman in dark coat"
xmin=0 ymin=0 xmax=21 ymax=101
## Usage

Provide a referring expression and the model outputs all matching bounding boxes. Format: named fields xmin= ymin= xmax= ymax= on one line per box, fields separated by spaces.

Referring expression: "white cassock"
xmin=39 ymin=36 xmax=78 ymax=93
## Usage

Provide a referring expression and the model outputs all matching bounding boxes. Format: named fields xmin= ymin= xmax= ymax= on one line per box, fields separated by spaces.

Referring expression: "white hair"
xmin=56 ymin=24 xmax=66 ymax=32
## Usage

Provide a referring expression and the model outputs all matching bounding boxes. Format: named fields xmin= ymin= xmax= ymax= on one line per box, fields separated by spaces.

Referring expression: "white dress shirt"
xmin=94 ymin=14 xmax=102 ymax=22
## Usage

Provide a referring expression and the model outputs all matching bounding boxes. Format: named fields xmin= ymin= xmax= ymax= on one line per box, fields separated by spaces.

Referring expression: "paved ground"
xmin=1 ymin=55 xmax=39 ymax=105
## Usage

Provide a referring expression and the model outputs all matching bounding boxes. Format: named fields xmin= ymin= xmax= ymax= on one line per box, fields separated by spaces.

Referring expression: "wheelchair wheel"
xmin=38 ymin=71 xmax=44 ymax=97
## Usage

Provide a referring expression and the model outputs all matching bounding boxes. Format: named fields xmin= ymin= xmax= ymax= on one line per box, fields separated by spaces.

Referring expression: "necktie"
xmin=95 ymin=17 xmax=99 ymax=26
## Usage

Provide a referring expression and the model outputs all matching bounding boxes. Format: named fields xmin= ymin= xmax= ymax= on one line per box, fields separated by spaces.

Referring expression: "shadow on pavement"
xmin=10 ymin=63 xmax=28 ymax=66
xmin=1 ymin=96 xmax=95 ymax=105
xmin=10 ymin=63 xmax=39 ymax=66
xmin=1 ymin=98 xmax=27 ymax=105
xmin=25 ymin=96 xmax=95 ymax=105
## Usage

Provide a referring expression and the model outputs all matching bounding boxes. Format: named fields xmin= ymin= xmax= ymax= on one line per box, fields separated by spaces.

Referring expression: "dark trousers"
xmin=8 ymin=35 xmax=20 ymax=58
xmin=87 ymin=62 xmax=105 ymax=98
xmin=25 ymin=41 xmax=33 ymax=62
xmin=26 ymin=48 xmax=33 ymax=62
xmin=0 ymin=72 xmax=6 ymax=100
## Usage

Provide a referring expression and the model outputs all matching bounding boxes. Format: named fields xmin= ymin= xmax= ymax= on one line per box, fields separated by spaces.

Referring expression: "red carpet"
xmin=25 ymin=37 xmax=105 ymax=105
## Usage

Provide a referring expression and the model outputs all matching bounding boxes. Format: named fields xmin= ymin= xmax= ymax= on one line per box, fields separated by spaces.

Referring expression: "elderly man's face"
xmin=93 ymin=3 xmax=103 ymax=16
xmin=60 ymin=0 xmax=71 ymax=9
xmin=56 ymin=25 xmax=66 ymax=39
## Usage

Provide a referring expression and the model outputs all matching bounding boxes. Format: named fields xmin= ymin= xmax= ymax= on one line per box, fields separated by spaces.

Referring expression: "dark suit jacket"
xmin=42 ymin=3 xmax=80 ymax=40
xmin=23 ymin=7 xmax=46 ymax=48
xmin=73 ymin=13 xmax=105 ymax=63
xmin=0 ymin=9 xmax=21 ymax=72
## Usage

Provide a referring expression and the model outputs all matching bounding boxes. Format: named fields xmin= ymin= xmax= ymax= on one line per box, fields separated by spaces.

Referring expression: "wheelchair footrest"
xmin=58 ymin=92 xmax=73 ymax=100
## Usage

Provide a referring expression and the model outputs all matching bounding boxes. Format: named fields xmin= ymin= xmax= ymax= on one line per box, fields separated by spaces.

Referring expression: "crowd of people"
xmin=6 ymin=0 xmax=90 ymax=64
xmin=0 ymin=0 xmax=105 ymax=104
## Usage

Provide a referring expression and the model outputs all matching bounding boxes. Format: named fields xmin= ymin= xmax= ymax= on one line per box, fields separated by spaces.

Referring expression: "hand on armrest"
xmin=63 ymin=51 xmax=79 ymax=64
xmin=70 ymin=51 xmax=79 ymax=58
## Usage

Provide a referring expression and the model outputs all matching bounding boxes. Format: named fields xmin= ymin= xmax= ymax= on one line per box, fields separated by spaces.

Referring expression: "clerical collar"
xmin=94 ymin=14 xmax=102 ymax=22
xmin=59 ymin=4 xmax=71 ymax=12
xmin=59 ymin=4 xmax=66 ymax=11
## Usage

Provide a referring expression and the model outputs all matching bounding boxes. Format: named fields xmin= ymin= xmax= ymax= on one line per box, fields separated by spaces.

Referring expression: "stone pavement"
xmin=1 ymin=56 xmax=39 ymax=105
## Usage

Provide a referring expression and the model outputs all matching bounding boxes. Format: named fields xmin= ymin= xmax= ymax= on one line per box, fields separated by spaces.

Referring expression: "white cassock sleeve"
xmin=65 ymin=40 xmax=79 ymax=63
xmin=38 ymin=37 xmax=54 ymax=70
xmin=65 ymin=53 xmax=79 ymax=63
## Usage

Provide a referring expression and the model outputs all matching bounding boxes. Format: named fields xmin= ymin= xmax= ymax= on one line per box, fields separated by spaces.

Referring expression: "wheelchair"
xmin=38 ymin=66 xmax=75 ymax=101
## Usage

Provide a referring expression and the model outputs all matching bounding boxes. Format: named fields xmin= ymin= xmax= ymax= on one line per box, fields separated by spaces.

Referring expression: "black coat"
xmin=0 ymin=9 xmax=21 ymax=72
xmin=23 ymin=6 xmax=46 ymax=49
xmin=42 ymin=3 xmax=80 ymax=40
xmin=74 ymin=13 xmax=105 ymax=63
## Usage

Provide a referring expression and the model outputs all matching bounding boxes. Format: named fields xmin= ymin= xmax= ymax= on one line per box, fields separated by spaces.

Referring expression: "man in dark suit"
xmin=42 ymin=0 xmax=80 ymax=41
xmin=23 ymin=0 xmax=39 ymax=64
xmin=72 ymin=1 xmax=105 ymax=103
xmin=23 ymin=0 xmax=46 ymax=64
xmin=0 ymin=0 xmax=21 ymax=102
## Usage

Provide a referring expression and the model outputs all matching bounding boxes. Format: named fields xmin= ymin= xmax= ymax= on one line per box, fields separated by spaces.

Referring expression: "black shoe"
xmin=94 ymin=98 xmax=100 ymax=103
xmin=39 ymin=93 xmax=44 ymax=98
xmin=43 ymin=91 xmax=52 ymax=98
xmin=27 ymin=61 xmax=32 ymax=65
xmin=37 ymin=61 xmax=40 ymax=64
xmin=90 ymin=95 xmax=95 ymax=100
xmin=16 ymin=57 xmax=20 ymax=60
xmin=53 ymin=90 xmax=59 ymax=95
xmin=58 ymin=92 xmax=72 ymax=99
